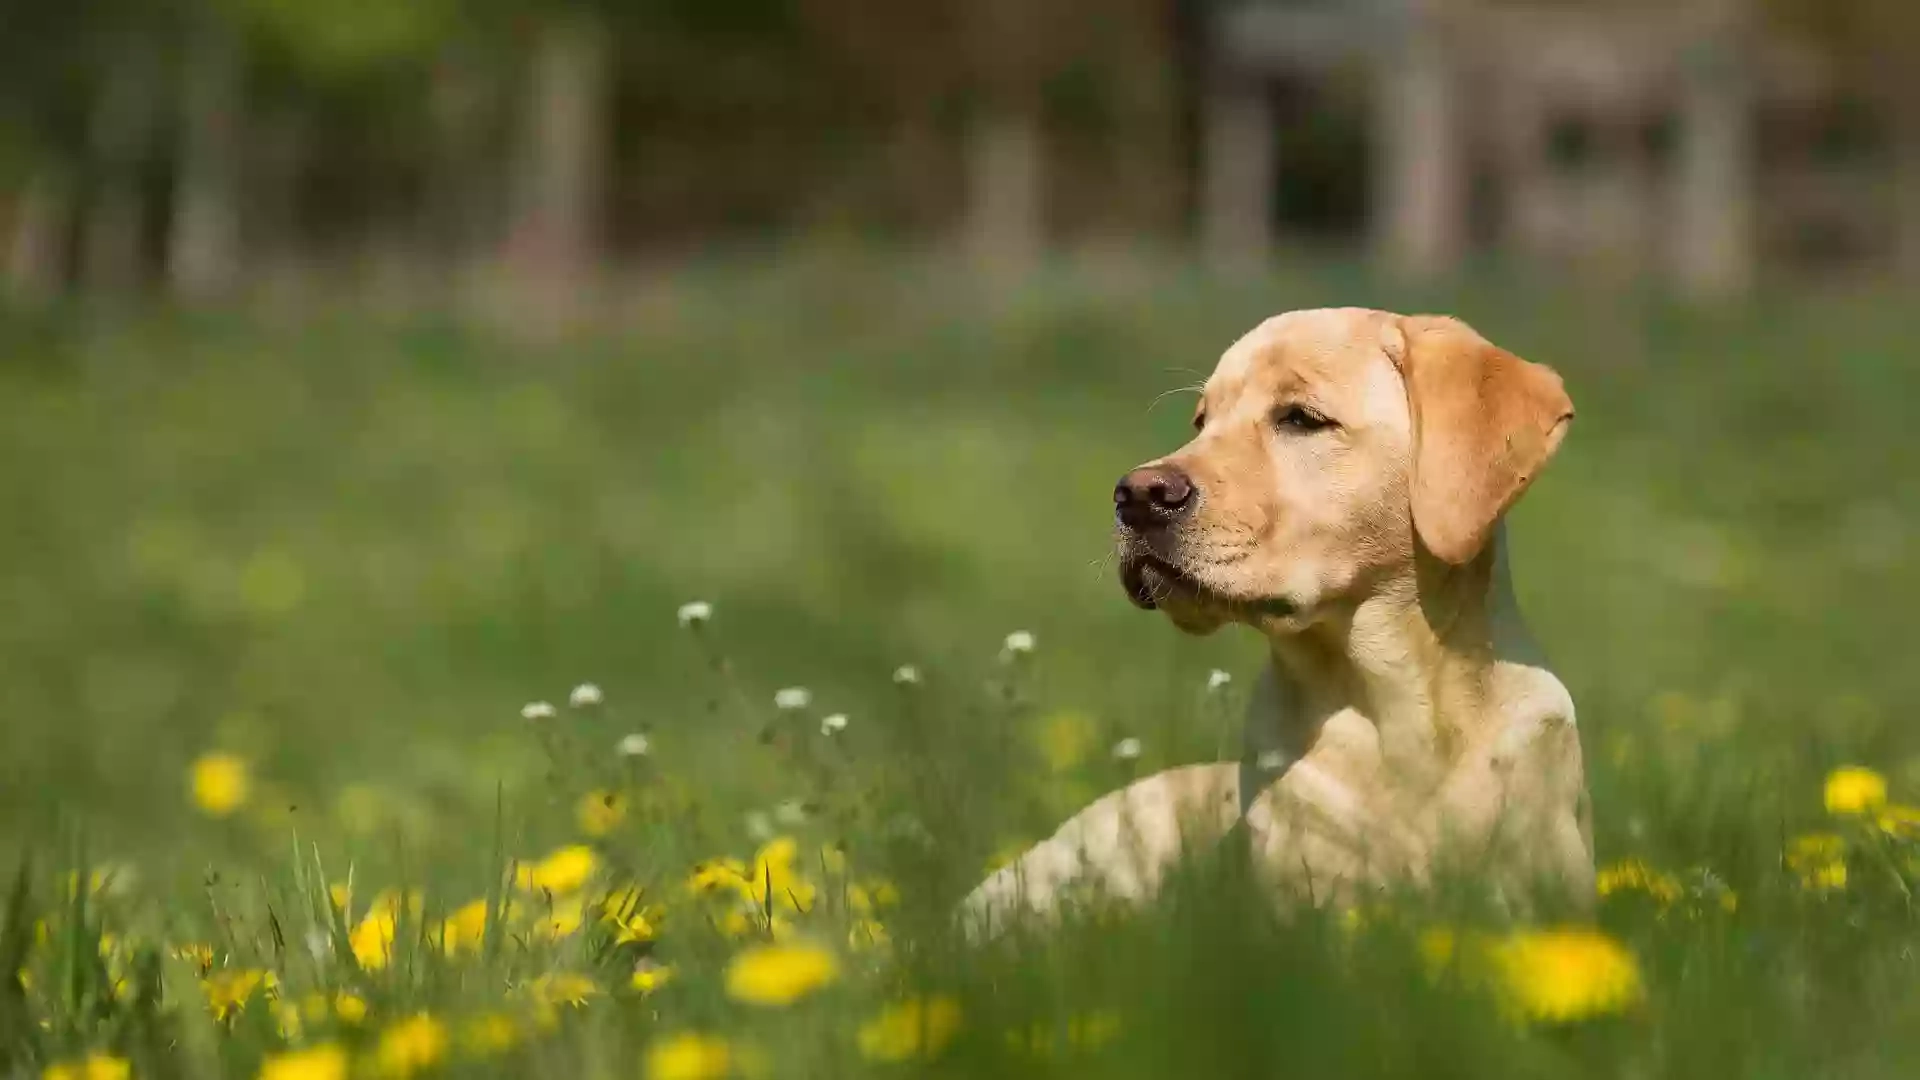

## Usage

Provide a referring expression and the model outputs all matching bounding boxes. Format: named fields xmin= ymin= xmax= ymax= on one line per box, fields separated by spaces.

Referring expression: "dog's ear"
xmin=1388 ymin=315 xmax=1573 ymax=565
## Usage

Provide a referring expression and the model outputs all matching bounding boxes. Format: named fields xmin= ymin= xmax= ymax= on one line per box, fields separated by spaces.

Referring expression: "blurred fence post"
xmin=1374 ymin=2 xmax=1465 ymax=281
xmin=82 ymin=38 xmax=158 ymax=297
xmin=1673 ymin=0 xmax=1754 ymax=302
xmin=1200 ymin=75 xmax=1273 ymax=272
xmin=963 ymin=104 xmax=1044 ymax=278
xmin=169 ymin=21 xmax=245 ymax=304
xmin=5 ymin=170 xmax=73 ymax=302
xmin=505 ymin=11 xmax=610 ymax=326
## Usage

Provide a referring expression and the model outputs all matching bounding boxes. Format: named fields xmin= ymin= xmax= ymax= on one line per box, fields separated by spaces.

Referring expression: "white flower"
xmin=568 ymin=682 xmax=603 ymax=708
xmin=1207 ymin=669 xmax=1233 ymax=691
xmin=521 ymin=701 xmax=557 ymax=721
xmin=617 ymin=733 xmax=651 ymax=757
xmin=774 ymin=799 xmax=808 ymax=826
xmin=744 ymin=810 xmax=774 ymax=842
xmin=820 ymin=713 xmax=849 ymax=736
xmin=1001 ymin=630 xmax=1036 ymax=656
xmin=1255 ymin=749 xmax=1288 ymax=772
xmin=774 ymin=686 xmax=812 ymax=710
xmin=891 ymin=665 xmax=921 ymax=686
xmin=676 ymin=600 xmax=713 ymax=628
xmin=1112 ymin=737 xmax=1143 ymax=761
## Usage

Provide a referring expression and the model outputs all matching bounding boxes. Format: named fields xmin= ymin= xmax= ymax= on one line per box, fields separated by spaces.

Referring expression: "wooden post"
xmin=6 ymin=169 xmax=73 ymax=302
xmin=1375 ymin=3 xmax=1466 ymax=280
xmin=962 ymin=103 xmax=1044 ymax=276
xmin=169 ymin=21 xmax=245 ymax=303
xmin=1673 ymin=0 xmax=1754 ymax=301
xmin=504 ymin=11 xmax=611 ymax=323
xmin=1200 ymin=75 xmax=1274 ymax=271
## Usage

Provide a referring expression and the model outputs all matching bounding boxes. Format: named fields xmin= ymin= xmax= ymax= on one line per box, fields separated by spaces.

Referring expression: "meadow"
xmin=1 ymin=259 xmax=1917 ymax=1078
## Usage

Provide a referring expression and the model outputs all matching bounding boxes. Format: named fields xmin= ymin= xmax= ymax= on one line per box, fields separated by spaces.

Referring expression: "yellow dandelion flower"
xmin=646 ymin=1033 xmax=733 ymax=1080
xmin=632 ymin=963 xmax=675 ymax=995
xmin=1488 ymin=927 xmax=1644 ymax=1023
xmin=599 ymin=885 xmax=648 ymax=920
xmin=858 ymin=996 xmax=963 ymax=1062
xmin=717 ymin=905 xmax=796 ymax=941
xmin=334 ymin=992 xmax=368 ymax=1025
xmin=203 ymin=968 xmax=267 ymax=1020
xmin=298 ymin=993 xmax=331 ymax=1024
xmin=724 ymin=940 xmax=840 ymax=1006
xmin=528 ymin=893 xmax=586 ymax=941
xmin=350 ymin=906 xmax=398 ymax=971
xmin=42 ymin=1055 xmax=130 ymax=1080
xmin=613 ymin=911 xmax=658 ymax=945
xmin=1825 ymin=766 xmax=1889 ymax=816
xmin=687 ymin=858 xmax=752 ymax=900
xmin=460 ymin=1012 xmax=520 ymax=1058
xmin=846 ymin=878 xmax=902 ymax=915
xmin=1786 ymin=832 xmax=1849 ymax=890
xmin=528 ymin=972 xmax=599 ymax=1009
xmin=190 ymin=753 xmax=250 ymax=817
xmin=439 ymin=899 xmax=489 ymax=956
xmin=515 ymin=846 xmax=598 ymax=895
xmin=171 ymin=942 xmax=216 ymax=973
xmin=374 ymin=1014 xmax=449 ymax=1079
xmin=1594 ymin=859 xmax=1684 ymax=907
xmin=848 ymin=917 xmax=890 ymax=952
xmin=820 ymin=844 xmax=849 ymax=877
xmin=259 ymin=1043 xmax=348 ymax=1080
xmin=1875 ymin=803 xmax=1920 ymax=840
xmin=327 ymin=883 xmax=352 ymax=913
xmin=577 ymin=791 xmax=627 ymax=837
xmin=747 ymin=837 xmax=816 ymax=913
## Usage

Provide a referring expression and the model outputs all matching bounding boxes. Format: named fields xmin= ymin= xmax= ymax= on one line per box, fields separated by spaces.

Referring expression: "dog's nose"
xmin=1114 ymin=465 xmax=1194 ymax=529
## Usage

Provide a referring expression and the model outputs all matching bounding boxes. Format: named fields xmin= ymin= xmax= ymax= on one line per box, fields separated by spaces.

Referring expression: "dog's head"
xmin=1117 ymin=308 xmax=1572 ymax=636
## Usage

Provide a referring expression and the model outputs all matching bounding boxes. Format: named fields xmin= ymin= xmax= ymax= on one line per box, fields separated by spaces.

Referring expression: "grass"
xmin=0 ymin=259 xmax=1917 ymax=1078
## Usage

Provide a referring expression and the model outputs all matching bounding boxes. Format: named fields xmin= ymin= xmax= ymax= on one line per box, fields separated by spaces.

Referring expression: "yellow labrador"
xmin=964 ymin=308 xmax=1591 ymax=931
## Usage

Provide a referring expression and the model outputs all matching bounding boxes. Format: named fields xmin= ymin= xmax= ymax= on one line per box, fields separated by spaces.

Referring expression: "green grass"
xmin=1 ymin=260 xmax=1917 ymax=1078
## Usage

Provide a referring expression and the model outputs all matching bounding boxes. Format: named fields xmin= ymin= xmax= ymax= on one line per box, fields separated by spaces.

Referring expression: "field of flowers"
xmin=2 ymin=264 xmax=1917 ymax=1078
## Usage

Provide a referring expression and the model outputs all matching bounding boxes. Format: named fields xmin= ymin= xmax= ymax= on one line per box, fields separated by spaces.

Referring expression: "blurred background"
xmin=4 ymin=0 xmax=1917 ymax=310
xmin=0 ymin=0 xmax=1916 ymax=878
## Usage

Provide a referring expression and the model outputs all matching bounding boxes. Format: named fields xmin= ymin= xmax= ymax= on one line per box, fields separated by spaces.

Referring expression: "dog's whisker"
xmin=1147 ymin=382 xmax=1205 ymax=415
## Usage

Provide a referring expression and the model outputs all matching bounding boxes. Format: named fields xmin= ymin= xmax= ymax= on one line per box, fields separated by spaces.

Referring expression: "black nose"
xmin=1114 ymin=465 xmax=1195 ymax=529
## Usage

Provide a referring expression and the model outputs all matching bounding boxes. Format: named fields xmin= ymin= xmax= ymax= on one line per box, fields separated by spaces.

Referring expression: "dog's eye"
xmin=1274 ymin=405 xmax=1335 ymax=432
xmin=1192 ymin=411 xmax=1207 ymax=432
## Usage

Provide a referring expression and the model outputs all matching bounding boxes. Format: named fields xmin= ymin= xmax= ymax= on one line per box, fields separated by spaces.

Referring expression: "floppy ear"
xmin=1389 ymin=315 xmax=1574 ymax=565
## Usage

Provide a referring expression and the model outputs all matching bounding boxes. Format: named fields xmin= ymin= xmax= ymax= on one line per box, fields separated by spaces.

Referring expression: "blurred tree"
xmin=0 ymin=0 xmax=138 ymax=299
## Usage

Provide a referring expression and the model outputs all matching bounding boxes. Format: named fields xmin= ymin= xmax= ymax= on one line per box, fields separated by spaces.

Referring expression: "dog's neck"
xmin=1255 ymin=524 xmax=1527 ymax=796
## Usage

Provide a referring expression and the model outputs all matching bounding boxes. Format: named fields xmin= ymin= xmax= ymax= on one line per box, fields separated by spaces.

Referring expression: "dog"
xmin=962 ymin=308 xmax=1591 ymax=932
